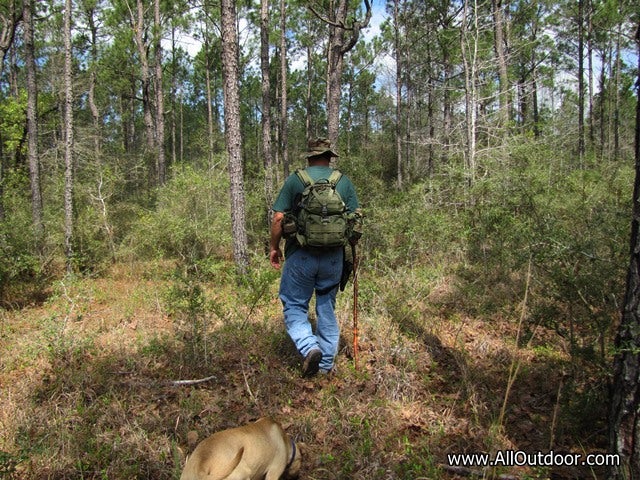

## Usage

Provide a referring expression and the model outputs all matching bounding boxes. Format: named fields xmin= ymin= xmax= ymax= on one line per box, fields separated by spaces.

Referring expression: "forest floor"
xmin=0 ymin=260 xmax=611 ymax=479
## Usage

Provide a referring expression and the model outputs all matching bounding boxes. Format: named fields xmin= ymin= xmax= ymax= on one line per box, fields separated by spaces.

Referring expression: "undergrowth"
xmin=0 ymin=139 xmax=629 ymax=478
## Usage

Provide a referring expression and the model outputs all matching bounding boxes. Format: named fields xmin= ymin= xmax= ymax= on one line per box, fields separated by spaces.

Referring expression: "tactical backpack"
xmin=285 ymin=168 xmax=349 ymax=248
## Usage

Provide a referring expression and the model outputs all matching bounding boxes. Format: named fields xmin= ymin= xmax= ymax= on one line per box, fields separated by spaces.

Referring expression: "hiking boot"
xmin=302 ymin=348 xmax=322 ymax=377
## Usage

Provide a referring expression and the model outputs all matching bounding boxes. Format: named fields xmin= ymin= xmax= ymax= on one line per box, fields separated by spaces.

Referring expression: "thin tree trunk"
xmin=492 ymin=0 xmax=510 ymax=133
xmin=220 ymin=0 xmax=249 ymax=273
xmin=279 ymin=0 xmax=289 ymax=178
xmin=260 ymin=0 xmax=274 ymax=225
xmin=133 ymin=0 xmax=155 ymax=178
xmin=442 ymin=46 xmax=452 ymax=163
xmin=205 ymin=44 xmax=215 ymax=169
xmin=154 ymin=0 xmax=166 ymax=185
xmin=614 ymin=22 xmax=621 ymax=160
xmin=63 ymin=0 xmax=75 ymax=272
xmin=394 ymin=0 xmax=403 ymax=188
xmin=531 ymin=1 xmax=540 ymax=138
xmin=577 ymin=0 xmax=585 ymax=160
xmin=598 ymin=47 xmax=607 ymax=160
xmin=609 ymin=21 xmax=640 ymax=480
xmin=171 ymin=25 xmax=177 ymax=168
xmin=84 ymin=3 xmax=101 ymax=158
xmin=305 ymin=39 xmax=312 ymax=144
xmin=587 ymin=0 xmax=595 ymax=148
xmin=23 ymin=0 xmax=44 ymax=243
xmin=461 ymin=0 xmax=478 ymax=185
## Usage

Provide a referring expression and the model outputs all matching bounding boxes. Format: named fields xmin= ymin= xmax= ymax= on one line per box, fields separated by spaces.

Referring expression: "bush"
xmin=458 ymin=142 xmax=630 ymax=357
xmin=124 ymin=166 xmax=233 ymax=271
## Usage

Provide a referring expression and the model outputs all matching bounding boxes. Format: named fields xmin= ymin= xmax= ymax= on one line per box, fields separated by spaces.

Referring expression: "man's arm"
xmin=269 ymin=211 xmax=285 ymax=269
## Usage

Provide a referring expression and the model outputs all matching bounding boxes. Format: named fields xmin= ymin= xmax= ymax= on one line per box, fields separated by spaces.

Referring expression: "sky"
xmin=173 ymin=0 xmax=389 ymax=64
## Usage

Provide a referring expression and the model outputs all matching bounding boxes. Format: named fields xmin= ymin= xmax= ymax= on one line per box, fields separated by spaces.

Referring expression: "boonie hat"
xmin=305 ymin=137 xmax=339 ymax=158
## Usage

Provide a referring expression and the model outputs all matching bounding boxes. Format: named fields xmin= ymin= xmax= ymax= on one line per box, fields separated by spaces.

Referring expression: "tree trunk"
xmin=260 ymin=0 xmax=274 ymax=225
xmin=325 ymin=0 xmax=348 ymax=146
xmin=394 ymin=0 xmax=403 ymax=188
xmin=63 ymin=0 xmax=75 ymax=272
xmin=305 ymin=38 xmax=312 ymax=145
xmin=577 ymin=0 xmax=585 ymax=160
xmin=608 ymin=21 xmax=640 ymax=480
xmin=279 ymin=0 xmax=289 ymax=178
xmin=614 ymin=22 xmax=621 ymax=161
xmin=312 ymin=0 xmax=371 ymax=146
xmin=461 ymin=0 xmax=478 ymax=185
xmin=0 ymin=0 xmax=19 ymax=222
xmin=530 ymin=3 xmax=540 ymax=138
xmin=442 ymin=44 xmax=453 ymax=163
xmin=0 ymin=0 xmax=19 ymax=78
xmin=220 ymin=0 xmax=249 ymax=273
xmin=587 ymin=2 xmax=595 ymax=148
xmin=82 ymin=1 xmax=101 ymax=159
xmin=133 ymin=0 xmax=156 ymax=178
xmin=154 ymin=0 xmax=166 ymax=185
xmin=205 ymin=43 xmax=215 ymax=169
xmin=23 ymin=0 xmax=44 ymax=244
xmin=492 ymin=0 xmax=510 ymax=133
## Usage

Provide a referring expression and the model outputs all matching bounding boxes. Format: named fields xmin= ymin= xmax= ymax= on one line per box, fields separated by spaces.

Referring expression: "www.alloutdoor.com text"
xmin=447 ymin=450 xmax=620 ymax=468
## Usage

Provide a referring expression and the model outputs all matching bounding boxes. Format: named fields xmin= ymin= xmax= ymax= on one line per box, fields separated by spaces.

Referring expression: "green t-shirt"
xmin=273 ymin=166 xmax=359 ymax=257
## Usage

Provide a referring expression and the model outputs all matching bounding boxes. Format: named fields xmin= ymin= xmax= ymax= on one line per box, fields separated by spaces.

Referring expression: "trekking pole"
xmin=351 ymin=242 xmax=359 ymax=370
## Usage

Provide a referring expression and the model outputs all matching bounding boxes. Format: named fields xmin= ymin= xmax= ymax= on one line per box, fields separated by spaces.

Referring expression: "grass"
xmin=0 ymin=260 xmax=610 ymax=479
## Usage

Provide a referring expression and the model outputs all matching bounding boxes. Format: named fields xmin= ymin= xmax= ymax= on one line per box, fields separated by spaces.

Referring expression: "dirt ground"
xmin=0 ymin=263 xmax=611 ymax=479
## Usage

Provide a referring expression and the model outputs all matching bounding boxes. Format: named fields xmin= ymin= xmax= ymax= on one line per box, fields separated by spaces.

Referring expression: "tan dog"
xmin=180 ymin=417 xmax=301 ymax=480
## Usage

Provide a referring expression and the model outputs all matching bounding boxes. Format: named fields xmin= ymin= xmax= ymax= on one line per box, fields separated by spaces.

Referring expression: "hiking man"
xmin=269 ymin=138 xmax=361 ymax=377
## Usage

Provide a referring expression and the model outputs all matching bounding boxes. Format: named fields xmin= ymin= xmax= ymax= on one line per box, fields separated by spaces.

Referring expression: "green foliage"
xmin=124 ymin=166 xmax=232 ymax=270
xmin=458 ymin=142 xmax=630 ymax=357
xmin=0 ymin=171 xmax=47 ymax=307
xmin=0 ymin=91 xmax=27 ymax=156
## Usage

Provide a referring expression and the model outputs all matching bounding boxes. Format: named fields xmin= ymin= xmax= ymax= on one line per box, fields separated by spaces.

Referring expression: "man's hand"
xmin=269 ymin=212 xmax=285 ymax=269
xmin=270 ymin=248 xmax=283 ymax=269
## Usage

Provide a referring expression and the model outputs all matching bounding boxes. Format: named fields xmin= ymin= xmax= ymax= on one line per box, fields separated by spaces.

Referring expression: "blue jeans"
xmin=279 ymin=247 xmax=343 ymax=371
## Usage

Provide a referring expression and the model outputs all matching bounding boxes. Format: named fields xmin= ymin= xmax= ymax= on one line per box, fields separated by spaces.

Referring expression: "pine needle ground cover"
xmin=0 ymin=150 xmax=628 ymax=479
xmin=0 ymin=260 xmax=611 ymax=479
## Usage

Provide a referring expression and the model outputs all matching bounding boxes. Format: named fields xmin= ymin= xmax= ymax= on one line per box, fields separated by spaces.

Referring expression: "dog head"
xmin=283 ymin=439 xmax=302 ymax=479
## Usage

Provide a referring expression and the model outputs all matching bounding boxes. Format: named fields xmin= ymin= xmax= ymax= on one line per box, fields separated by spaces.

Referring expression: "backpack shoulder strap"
xmin=328 ymin=169 xmax=342 ymax=186
xmin=328 ymin=170 xmax=342 ymax=188
xmin=295 ymin=168 xmax=314 ymax=187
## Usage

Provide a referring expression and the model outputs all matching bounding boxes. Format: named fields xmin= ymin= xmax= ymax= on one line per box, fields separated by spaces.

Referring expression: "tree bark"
xmin=260 ymin=0 xmax=274 ymax=225
xmin=311 ymin=0 xmax=371 ymax=146
xmin=492 ymin=0 xmax=510 ymax=133
xmin=0 ymin=0 xmax=19 ymax=78
xmin=153 ymin=0 xmax=166 ymax=185
xmin=279 ymin=0 xmax=289 ymax=178
xmin=394 ymin=0 xmax=403 ymax=188
xmin=86 ymin=6 xmax=101 ymax=158
xmin=63 ymin=0 xmax=75 ymax=272
xmin=132 ymin=0 xmax=156 ymax=178
xmin=461 ymin=0 xmax=478 ymax=185
xmin=608 ymin=20 xmax=640 ymax=480
xmin=220 ymin=0 xmax=249 ymax=273
xmin=0 ymin=0 xmax=20 ymax=222
xmin=23 ymin=0 xmax=44 ymax=244
xmin=577 ymin=0 xmax=585 ymax=160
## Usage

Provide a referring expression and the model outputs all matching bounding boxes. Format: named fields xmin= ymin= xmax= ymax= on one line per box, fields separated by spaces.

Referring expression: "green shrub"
xmin=124 ymin=166 xmax=232 ymax=268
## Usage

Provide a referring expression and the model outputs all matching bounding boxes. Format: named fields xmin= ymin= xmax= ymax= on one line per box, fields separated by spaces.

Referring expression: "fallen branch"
xmin=170 ymin=375 xmax=217 ymax=386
